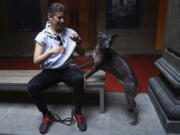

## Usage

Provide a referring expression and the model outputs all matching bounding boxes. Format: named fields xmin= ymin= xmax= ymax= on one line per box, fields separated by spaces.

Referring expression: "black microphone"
xmin=57 ymin=36 xmax=63 ymax=46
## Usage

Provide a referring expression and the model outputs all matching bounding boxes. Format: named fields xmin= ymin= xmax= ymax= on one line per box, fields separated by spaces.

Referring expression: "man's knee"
xmin=27 ymin=81 xmax=41 ymax=94
xmin=72 ymin=73 xmax=84 ymax=84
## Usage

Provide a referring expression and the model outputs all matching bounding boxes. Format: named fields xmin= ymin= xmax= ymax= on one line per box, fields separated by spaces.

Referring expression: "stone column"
xmin=148 ymin=0 xmax=180 ymax=133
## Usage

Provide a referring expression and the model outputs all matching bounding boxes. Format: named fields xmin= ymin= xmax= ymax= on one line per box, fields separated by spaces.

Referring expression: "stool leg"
xmin=99 ymin=88 xmax=105 ymax=113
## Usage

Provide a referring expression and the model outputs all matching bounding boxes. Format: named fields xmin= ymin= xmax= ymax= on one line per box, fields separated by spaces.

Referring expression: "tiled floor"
xmin=0 ymin=93 xmax=178 ymax=135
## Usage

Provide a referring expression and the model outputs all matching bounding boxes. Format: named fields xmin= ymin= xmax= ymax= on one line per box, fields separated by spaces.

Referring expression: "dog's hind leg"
xmin=124 ymin=81 xmax=138 ymax=125
xmin=125 ymin=93 xmax=138 ymax=125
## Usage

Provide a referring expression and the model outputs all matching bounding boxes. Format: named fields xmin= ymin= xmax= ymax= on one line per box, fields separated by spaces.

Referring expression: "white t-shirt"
xmin=35 ymin=22 xmax=78 ymax=69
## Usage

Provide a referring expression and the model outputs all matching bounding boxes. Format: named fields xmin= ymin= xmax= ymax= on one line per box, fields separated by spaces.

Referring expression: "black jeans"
xmin=27 ymin=67 xmax=86 ymax=115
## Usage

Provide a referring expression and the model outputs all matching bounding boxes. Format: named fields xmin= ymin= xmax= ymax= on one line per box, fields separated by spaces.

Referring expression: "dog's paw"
xmin=130 ymin=120 xmax=137 ymax=126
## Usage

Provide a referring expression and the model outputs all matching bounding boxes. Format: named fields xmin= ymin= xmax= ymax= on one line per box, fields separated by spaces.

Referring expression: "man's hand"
xmin=49 ymin=46 xmax=66 ymax=54
xmin=70 ymin=33 xmax=85 ymax=56
xmin=34 ymin=43 xmax=65 ymax=65
xmin=70 ymin=33 xmax=81 ymax=44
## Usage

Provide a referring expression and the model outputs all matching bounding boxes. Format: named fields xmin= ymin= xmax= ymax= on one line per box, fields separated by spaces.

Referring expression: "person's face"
xmin=48 ymin=11 xmax=65 ymax=32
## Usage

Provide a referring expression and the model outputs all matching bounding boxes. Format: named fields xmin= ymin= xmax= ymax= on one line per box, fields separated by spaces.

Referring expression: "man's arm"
xmin=75 ymin=43 xmax=85 ymax=56
xmin=33 ymin=42 xmax=65 ymax=65
xmin=70 ymin=34 xmax=85 ymax=56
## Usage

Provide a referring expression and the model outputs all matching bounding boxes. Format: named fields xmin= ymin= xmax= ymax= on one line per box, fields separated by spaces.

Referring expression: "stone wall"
xmin=148 ymin=0 xmax=180 ymax=133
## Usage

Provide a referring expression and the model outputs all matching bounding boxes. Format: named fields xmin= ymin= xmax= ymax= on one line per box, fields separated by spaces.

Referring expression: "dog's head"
xmin=97 ymin=32 xmax=118 ymax=49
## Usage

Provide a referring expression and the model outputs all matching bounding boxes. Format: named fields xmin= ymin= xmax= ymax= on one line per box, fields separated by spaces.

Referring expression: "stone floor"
xmin=0 ymin=93 xmax=179 ymax=135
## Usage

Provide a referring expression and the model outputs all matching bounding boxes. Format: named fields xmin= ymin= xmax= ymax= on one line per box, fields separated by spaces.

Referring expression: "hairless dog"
xmin=79 ymin=32 xmax=140 ymax=125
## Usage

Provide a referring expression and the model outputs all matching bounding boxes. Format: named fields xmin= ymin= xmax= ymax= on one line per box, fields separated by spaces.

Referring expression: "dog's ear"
xmin=109 ymin=34 xmax=118 ymax=47
xmin=111 ymin=34 xmax=118 ymax=40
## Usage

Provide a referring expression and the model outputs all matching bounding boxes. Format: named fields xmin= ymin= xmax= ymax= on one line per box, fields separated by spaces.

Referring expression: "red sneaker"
xmin=39 ymin=113 xmax=54 ymax=134
xmin=74 ymin=114 xmax=87 ymax=131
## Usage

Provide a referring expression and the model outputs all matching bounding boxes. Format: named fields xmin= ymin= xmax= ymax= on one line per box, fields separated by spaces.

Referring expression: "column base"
xmin=148 ymin=76 xmax=180 ymax=133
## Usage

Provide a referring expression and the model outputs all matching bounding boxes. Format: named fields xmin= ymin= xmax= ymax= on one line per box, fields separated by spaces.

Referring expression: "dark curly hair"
xmin=48 ymin=2 xmax=65 ymax=16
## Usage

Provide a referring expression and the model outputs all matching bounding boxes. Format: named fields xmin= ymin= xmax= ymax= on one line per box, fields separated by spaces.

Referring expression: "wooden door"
xmin=155 ymin=0 xmax=167 ymax=50
xmin=48 ymin=0 xmax=96 ymax=50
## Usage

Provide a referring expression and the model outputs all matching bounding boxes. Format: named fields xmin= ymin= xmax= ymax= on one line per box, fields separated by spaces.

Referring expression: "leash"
xmin=52 ymin=105 xmax=75 ymax=126
xmin=50 ymin=70 xmax=87 ymax=126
